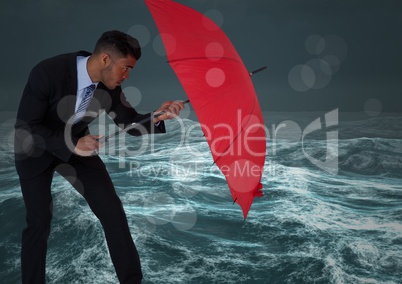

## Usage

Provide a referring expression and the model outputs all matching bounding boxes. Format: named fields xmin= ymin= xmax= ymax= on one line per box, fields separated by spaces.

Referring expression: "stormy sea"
xmin=1 ymin=110 xmax=401 ymax=284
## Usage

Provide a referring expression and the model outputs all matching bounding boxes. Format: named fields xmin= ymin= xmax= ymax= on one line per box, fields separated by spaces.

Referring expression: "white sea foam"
xmin=2 ymin=114 xmax=402 ymax=283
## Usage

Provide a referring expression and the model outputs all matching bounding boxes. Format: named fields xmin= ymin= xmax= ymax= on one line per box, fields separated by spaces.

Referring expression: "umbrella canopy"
xmin=145 ymin=0 xmax=266 ymax=219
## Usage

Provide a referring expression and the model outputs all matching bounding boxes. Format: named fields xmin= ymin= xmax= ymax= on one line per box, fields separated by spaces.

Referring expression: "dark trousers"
xmin=19 ymin=155 xmax=142 ymax=284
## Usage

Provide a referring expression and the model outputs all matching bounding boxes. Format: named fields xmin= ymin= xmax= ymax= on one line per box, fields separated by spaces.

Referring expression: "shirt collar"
xmin=76 ymin=56 xmax=98 ymax=91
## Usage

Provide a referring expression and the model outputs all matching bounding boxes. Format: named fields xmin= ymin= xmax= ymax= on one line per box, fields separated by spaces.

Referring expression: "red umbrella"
xmin=145 ymin=0 xmax=266 ymax=219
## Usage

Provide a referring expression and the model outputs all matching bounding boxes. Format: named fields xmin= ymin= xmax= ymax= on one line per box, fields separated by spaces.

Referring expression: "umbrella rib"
xmin=212 ymin=96 xmax=257 ymax=165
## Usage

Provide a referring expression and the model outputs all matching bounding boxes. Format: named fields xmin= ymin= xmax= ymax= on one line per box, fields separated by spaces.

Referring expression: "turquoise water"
xmin=1 ymin=112 xmax=401 ymax=283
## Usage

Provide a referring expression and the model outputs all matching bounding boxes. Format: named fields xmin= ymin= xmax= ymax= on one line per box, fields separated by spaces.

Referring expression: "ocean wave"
xmin=1 ymin=114 xmax=402 ymax=283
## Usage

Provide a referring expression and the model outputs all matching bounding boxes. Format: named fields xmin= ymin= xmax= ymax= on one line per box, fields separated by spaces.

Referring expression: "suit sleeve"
xmin=108 ymin=90 xmax=166 ymax=136
xmin=14 ymin=64 xmax=74 ymax=162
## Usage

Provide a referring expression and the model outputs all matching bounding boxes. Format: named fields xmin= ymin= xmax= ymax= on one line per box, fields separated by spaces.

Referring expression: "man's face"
xmin=100 ymin=54 xmax=137 ymax=90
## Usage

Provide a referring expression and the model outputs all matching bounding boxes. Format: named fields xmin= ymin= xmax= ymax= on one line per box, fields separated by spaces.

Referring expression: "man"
xmin=14 ymin=30 xmax=184 ymax=283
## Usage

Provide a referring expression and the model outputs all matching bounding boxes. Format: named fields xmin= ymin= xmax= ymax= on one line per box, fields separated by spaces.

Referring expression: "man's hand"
xmin=74 ymin=135 xmax=103 ymax=157
xmin=153 ymin=101 xmax=185 ymax=123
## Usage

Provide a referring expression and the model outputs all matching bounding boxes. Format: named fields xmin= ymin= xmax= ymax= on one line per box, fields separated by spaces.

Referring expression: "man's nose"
xmin=123 ymin=71 xmax=130 ymax=79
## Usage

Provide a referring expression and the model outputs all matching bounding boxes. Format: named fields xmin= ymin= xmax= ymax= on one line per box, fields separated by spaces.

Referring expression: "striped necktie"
xmin=73 ymin=84 xmax=96 ymax=124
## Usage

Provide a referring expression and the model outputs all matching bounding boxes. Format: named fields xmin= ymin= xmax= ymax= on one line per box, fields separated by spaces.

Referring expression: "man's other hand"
xmin=74 ymin=135 xmax=103 ymax=156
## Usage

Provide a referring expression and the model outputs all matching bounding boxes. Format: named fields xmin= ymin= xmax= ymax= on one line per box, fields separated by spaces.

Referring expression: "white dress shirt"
xmin=75 ymin=56 xmax=98 ymax=112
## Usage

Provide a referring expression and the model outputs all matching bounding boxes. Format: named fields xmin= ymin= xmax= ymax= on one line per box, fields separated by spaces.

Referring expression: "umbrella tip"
xmin=249 ymin=66 xmax=267 ymax=76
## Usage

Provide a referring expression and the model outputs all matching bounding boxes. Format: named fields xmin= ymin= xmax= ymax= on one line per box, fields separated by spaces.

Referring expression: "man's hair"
xmin=93 ymin=30 xmax=141 ymax=60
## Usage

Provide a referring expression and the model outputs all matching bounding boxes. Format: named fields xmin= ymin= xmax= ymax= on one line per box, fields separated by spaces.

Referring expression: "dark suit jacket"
xmin=14 ymin=51 xmax=165 ymax=179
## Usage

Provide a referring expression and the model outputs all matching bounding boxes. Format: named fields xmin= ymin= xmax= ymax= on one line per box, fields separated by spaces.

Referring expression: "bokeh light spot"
xmin=14 ymin=129 xmax=34 ymax=156
xmin=274 ymin=120 xmax=302 ymax=143
xmin=301 ymin=64 xmax=316 ymax=88
xmin=318 ymin=35 xmax=348 ymax=63
xmin=364 ymin=98 xmax=382 ymax=117
xmin=153 ymin=33 xmax=176 ymax=57
xmin=202 ymin=9 xmax=224 ymax=31
xmin=144 ymin=193 xmax=175 ymax=225
xmin=172 ymin=205 xmax=197 ymax=231
xmin=205 ymin=42 xmax=224 ymax=61
xmin=288 ymin=64 xmax=315 ymax=92
xmin=57 ymin=95 xmax=76 ymax=122
xmin=122 ymin=86 xmax=142 ymax=108
xmin=109 ymin=111 xmax=116 ymax=119
xmin=242 ymin=114 xmax=262 ymax=134
xmin=127 ymin=24 xmax=151 ymax=47
xmin=305 ymin=58 xmax=332 ymax=89
xmin=322 ymin=55 xmax=341 ymax=74
xmin=305 ymin=34 xmax=325 ymax=55
xmin=206 ymin=68 xmax=225 ymax=88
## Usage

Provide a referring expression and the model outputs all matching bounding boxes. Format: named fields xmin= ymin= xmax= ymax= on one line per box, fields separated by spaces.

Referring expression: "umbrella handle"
xmin=98 ymin=99 xmax=190 ymax=143
xmin=153 ymin=99 xmax=190 ymax=119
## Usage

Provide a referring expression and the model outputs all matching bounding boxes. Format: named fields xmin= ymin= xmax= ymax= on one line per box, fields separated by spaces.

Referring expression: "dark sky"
xmin=1 ymin=0 xmax=401 ymax=114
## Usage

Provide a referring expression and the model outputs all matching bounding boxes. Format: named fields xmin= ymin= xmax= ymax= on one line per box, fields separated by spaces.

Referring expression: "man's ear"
xmin=100 ymin=53 xmax=111 ymax=66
